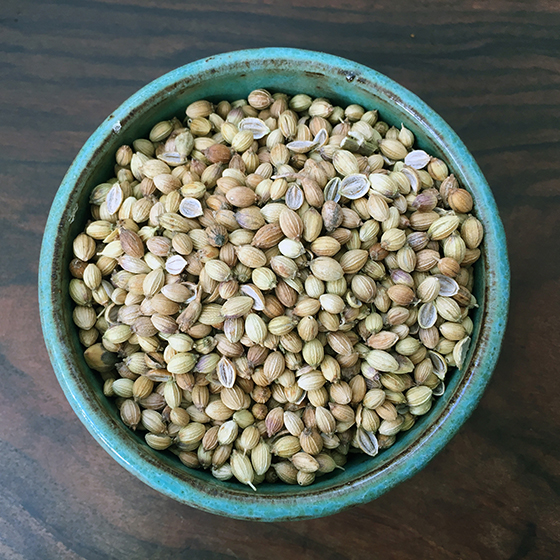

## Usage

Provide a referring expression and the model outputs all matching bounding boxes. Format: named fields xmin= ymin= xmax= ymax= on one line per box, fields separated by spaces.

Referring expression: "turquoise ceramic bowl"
xmin=39 ymin=48 xmax=509 ymax=521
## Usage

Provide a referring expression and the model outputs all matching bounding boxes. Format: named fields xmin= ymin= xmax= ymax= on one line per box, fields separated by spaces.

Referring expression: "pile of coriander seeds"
xmin=70 ymin=88 xmax=484 ymax=489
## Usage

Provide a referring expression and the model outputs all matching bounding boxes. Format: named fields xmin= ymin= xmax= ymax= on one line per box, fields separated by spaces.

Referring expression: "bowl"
xmin=39 ymin=47 xmax=510 ymax=521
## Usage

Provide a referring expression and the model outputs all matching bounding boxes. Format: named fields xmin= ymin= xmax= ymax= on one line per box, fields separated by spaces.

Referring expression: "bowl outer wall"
xmin=39 ymin=47 xmax=510 ymax=521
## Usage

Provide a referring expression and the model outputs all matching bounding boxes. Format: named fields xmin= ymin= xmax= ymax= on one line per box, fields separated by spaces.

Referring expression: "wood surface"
xmin=1 ymin=0 xmax=559 ymax=558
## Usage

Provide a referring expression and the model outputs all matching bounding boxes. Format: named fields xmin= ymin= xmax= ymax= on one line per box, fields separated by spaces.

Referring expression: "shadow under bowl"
xmin=39 ymin=47 xmax=510 ymax=521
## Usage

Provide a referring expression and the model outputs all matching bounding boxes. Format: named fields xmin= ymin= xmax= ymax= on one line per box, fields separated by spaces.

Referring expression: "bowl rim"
xmin=39 ymin=47 xmax=510 ymax=521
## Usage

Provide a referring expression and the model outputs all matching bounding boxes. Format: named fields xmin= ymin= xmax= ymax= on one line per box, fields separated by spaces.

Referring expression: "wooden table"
xmin=2 ymin=0 xmax=558 ymax=558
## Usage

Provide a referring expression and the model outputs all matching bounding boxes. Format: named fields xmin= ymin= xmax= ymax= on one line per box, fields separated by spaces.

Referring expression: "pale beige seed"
xmin=222 ymin=296 xmax=254 ymax=319
xmin=252 ymin=267 xmax=278 ymax=290
xmin=73 ymin=233 xmax=96 ymax=261
xmin=303 ymin=208 xmax=323 ymax=242
xmin=284 ymin=411 xmax=305 ymax=437
xmin=304 ymin=276 xmax=324 ymax=299
xmin=300 ymin=428 xmax=324 ymax=455
xmin=417 ymin=276 xmax=440 ymax=302
xmin=121 ymin=399 xmax=141 ymax=429
xmin=170 ymin=407 xmax=191 ymax=427
xmin=270 ymin=255 xmax=298 ymax=279
xmin=272 ymin=461 xmax=298 ymax=484
xmin=291 ymin=452 xmax=319 ymax=473
xmin=141 ymin=409 xmax=166 ymax=434
xmin=461 ymin=216 xmax=484 ymax=249
xmin=238 ymin=426 xmax=260 ymax=452
xmin=297 ymin=370 xmax=326 ymax=391
xmin=164 ymin=380 xmax=182 ymax=409
xmin=231 ymin=131 xmax=255 ymax=153
xmin=381 ymin=228 xmax=407 ymax=251
xmin=145 ymin=433 xmax=172 ymax=450
xmin=69 ymin=279 xmax=91 ymax=306
xmin=217 ymin=420 xmax=239 ymax=445
xmin=351 ymin=275 xmax=377 ymax=303
xmin=278 ymin=238 xmax=305 ymax=258
xmin=186 ymin=99 xmax=213 ymax=119
xmin=440 ymin=322 xmax=467 ymax=341
xmin=83 ymin=263 xmax=102 ymax=290
xmin=104 ymin=324 xmax=131 ymax=344
xmin=251 ymin=441 xmax=272 ymax=475
xmin=320 ymin=355 xmax=341 ymax=383
xmin=205 ymin=400 xmax=234 ymax=421
xmin=167 ymin=353 xmax=196 ymax=375
xmin=132 ymin=376 xmax=153 ymax=400
xmin=230 ymin=450 xmax=257 ymax=490
xmin=309 ymin=257 xmax=344 ymax=282
xmin=378 ymin=139 xmax=407 ymax=160
xmin=142 ymin=267 xmax=165 ymax=297
xmin=279 ymin=208 xmax=304 ymax=240
xmin=339 ymin=249 xmax=368 ymax=274
xmin=293 ymin=297 xmax=321 ymax=317
xmin=263 ymin=351 xmax=285 ymax=382
xmin=310 ymin=236 xmax=341 ymax=257
xmin=333 ymin=150 xmax=359 ymax=176
xmin=233 ymin=410 xmax=255 ymax=430
xmin=369 ymin=174 xmax=399 ymax=198
xmin=315 ymin=406 xmax=336 ymax=434
xmin=379 ymin=416 xmax=404 ymax=436
xmin=272 ymin=435 xmax=301 ymax=458
xmin=302 ymin=340 xmax=324 ymax=367
xmin=237 ymin=245 xmax=267 ymax=268
xmin=297 ymin=316 xmax=319 ymax=341
xmin=113 ymin=378 xmax=134 ymax=398
xmin=435 ymin=296 xmax=462 ymax=322
xmin=366 ymin=350 xmax=399 ymax=373
xmin=407 ymin=386 xmax=433 ymax=407
xmin=205 ymin=259 xmax=232 ymax=282
xmin=220 ymin=385 xmax=245 ymax=411
xmin=245 ymin=313 xmax=268 ymax=344
xmin=428 ymin=215 xmax=460 ymax=241
xmin=330 ymin=382 xmax=352 ymax=405
xmin=268 ymin=316 xmax=296 ymax=336
xmin=251 ymin=223 xmax=284 ymax=249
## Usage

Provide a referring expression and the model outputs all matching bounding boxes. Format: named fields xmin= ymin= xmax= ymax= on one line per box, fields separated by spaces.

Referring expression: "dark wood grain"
xmin=1 ymin=0 xmax=559 ymax=558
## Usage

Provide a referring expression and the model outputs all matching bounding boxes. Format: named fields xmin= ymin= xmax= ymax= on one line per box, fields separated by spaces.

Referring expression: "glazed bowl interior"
xmin=39 ymin=48 xmax=509 ymax=521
